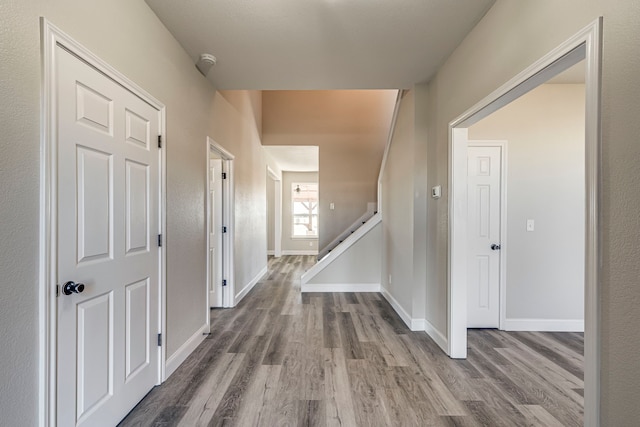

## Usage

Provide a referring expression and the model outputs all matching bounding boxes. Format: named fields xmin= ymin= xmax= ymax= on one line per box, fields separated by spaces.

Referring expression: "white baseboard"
xmin=503 ymin=318 xmax=584 ymax=332
xmin=267 ymin=250 xmax=275 ymax=256
xmin=380 ymin=287 xmax=417 ymax=331
xmin=424 ymin=319 xmax=448 ymax=352
xmin=165 ymin=323 xmax=208 ymax=379
xmin=411 ymin=318 xmax=426 ymax=331
xmin=235 ymin=265 xmax=268 ymax=304
xmin=282 ymin=250 xmax=318 ymax=255
xmin=301 ymin=283 xmax=381 ymax=293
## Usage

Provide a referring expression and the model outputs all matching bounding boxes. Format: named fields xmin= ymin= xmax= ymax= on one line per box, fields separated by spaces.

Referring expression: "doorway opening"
xmin=206 ymin=138 xmax=235 ymax=311
xmin=448 ymin=19 xmax=601 ymax=425
xmin=267 ymin=167 xmax=282 ymax=258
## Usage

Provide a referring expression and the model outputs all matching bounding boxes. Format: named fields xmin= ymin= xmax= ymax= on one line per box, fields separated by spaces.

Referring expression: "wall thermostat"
xmin=431 ymin=185 xmax=442 ymax=199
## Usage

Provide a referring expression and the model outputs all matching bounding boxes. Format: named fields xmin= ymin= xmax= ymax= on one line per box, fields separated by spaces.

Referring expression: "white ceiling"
xmin=145 ymin=0 xmax=495 ymax=90
xmin=264 ymin=146 xmax=319 ymax=172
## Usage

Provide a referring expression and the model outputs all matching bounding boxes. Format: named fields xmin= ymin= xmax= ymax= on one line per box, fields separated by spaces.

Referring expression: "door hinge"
xmin=157 ymin=333 xmax=162 ymax=347
xmin=158 ymin=234 xmax=162 ymax=247
xmin=222 ymin=172 xmax=227 ymax=179
xmin=222 ymin=279 xmax=227 ymax=287
xmin=56 ymin=285 xmax=60 ymax=297
xmin=222 ymin=226 xmax=227 ymax=233
xmin=158 ymin=135 xmax=162 ymax=148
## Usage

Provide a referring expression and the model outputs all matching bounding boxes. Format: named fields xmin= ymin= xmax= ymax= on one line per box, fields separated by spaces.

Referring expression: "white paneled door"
xmin=209 ymin=158 xmax=223 ymax=307
xmin=467 ymin=144 xmax=503 ymax=328
xmin=56 ymin=46 xmax=161 ymax=427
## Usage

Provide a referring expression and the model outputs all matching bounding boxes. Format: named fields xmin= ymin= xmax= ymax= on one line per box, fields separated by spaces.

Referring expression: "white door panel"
xmin=56 ymin=46 xmax=160 ymax=427
xmin=209 ymin=158 xmax=223 ymax=307
xmin=467 ymin=145 xmax=502 ymax=328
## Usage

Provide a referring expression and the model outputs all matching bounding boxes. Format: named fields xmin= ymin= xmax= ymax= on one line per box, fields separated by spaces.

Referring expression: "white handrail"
xmin=317 ymin=203 xmax=376 ymax=260
xmin=302 ymin=213 xmax=382 ymax=285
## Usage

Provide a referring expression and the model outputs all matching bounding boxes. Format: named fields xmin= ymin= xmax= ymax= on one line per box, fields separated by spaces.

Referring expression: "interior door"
xmin=56 ymin=46 xmax=161 ymax=427
xmin=209 ymin=158 xmax=223 ymax=307
xmin=467 ymin=144 xmax=502 ymax=328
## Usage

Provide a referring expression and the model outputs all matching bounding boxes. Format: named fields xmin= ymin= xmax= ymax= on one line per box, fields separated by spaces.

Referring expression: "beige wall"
xmin=416 ymin=1 xmax=640 ymax=423
xmin=282 ymin=172 xmax=319 ymax=253
xmin=381 ymin=90 xmax=415 ymax=312
xmin=262 ymin=90 xmax=397 ymax=250
xmin=0 ymin=1 xmax=267 ymax=423
xmin=469 ymin=84 xmax=585 ymax=322
xmin=381 ymin=87 xmax=429 ymax=323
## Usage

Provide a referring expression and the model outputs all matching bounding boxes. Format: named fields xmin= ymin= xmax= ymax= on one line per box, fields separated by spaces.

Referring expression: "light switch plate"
xmin=526 ymin=219 xmax=535 ymax=232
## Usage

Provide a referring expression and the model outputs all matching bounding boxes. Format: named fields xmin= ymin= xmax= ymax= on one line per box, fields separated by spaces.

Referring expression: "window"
xmin=291 ymin=182 xmax=318 ymax=238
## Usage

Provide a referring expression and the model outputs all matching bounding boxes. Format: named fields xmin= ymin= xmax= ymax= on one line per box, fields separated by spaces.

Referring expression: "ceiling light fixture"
xmin=195 ymin=53 xmax=217 ymax=76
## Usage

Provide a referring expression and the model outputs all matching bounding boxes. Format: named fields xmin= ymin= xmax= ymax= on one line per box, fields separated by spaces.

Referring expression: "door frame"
xmin=206 ymin=154 xmax=223 ymax=314
xmin=207 ymin=137 xmax=236 ymax=308
xmin=267 ymin=166 xmax=282 ymax=257
xmin=466 ymin=140 xmax=508 ymax=330
xmin=39 ymin=19 xmax=167 ymax=426
xmin=447 ymin=18 xmax=601 ymax=425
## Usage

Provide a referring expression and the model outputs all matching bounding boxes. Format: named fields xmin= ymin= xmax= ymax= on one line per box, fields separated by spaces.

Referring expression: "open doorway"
xmin=206 ymin=137 xmax=236 ymax=310
xmin=448 ymin=19 xmax=601 ymax=425
xmin=263 ymin=146 xmax=319 ymax=256
xmin=267 ymin=167 xmax=282 ymax=258
xmin=466 ymin=75 xmax=586 ymax=332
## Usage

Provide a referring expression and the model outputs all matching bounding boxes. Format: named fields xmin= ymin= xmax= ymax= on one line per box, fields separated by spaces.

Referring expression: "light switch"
xmin=330 ymin=202 xmax=335 ymax=210
xmin=526 ymin=219 xmax=535 ymax=232
xmin=431 ymin=185 xmax=442 ymax=199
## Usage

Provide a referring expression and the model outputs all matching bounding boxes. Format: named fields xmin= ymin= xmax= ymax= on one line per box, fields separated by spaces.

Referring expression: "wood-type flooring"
xmin=120 ymin=255 xmax=583 ymax=426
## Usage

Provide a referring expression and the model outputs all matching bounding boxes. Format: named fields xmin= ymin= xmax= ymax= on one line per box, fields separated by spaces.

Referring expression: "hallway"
xmin=120 ymin=256 xmax=583 ymax=426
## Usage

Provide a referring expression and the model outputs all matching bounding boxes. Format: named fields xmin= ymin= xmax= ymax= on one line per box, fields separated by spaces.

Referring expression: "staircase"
xmin=317 ymin=202 xmax=377 ymax=261
xmin=301 ymin=212 xmax=382 ymax=291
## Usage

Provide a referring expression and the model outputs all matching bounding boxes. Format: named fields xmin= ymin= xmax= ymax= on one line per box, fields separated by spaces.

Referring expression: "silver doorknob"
xmin=63 ymin=281 xmax=85 ymax=295
xmin=491 ymin=244 xmax=501 ymax=251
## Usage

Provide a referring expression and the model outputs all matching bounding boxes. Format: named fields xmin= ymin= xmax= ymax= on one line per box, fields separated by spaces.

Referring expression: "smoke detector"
xmin=195 ymin=53 xmax=217 ymax=76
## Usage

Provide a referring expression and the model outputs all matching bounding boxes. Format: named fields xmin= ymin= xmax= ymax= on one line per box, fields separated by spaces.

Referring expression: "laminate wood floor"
xmin=120 ymin=256 xmax=583 ymax=427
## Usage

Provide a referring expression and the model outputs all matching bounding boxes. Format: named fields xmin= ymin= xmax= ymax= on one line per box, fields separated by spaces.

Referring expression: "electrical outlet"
xmin=388 ymin=275 xmax=392 ymax=284
xmin=526 ymin=219 xmax=535 ymax=232
xmin=309 ymin=241 xmax=313 ymax=247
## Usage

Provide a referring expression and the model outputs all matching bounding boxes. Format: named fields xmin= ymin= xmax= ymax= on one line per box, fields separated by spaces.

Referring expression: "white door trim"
xmin=467 ymin=140 xmax=508 ymax=330
xmin=207 ymin=137 xmax=236 ymax=308
xmin=267 ymin=166 xmax=282 ymax=257
xmin=447 ymin=18 xmax=601 ymax=426
xmin=205 ymin=151 xmax=221 ymax=323
xmin=39 ymin=18 xmax=167 ymax=426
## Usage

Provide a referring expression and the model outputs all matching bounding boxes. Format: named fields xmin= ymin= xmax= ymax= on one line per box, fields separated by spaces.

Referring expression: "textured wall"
xmin=381 ymin=90 xmax=415 ymax=314
xmin=0 ymin=2 xmax=41 ymax=424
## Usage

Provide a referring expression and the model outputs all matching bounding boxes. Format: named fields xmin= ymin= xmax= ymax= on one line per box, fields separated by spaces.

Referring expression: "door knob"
xmin=491 ymin=244 xmax=501 ymax=251
xmin=63 ymin=281 xmax=85 ymax=295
